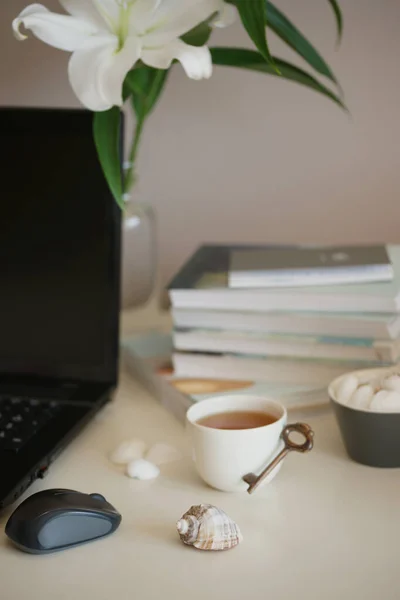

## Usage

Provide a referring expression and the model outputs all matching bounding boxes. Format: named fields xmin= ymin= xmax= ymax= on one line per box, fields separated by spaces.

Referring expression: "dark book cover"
xmin=167 ymin=244 xmax=295 ymax=291
xmin=231 ymin=245 xmax=391 ymax=274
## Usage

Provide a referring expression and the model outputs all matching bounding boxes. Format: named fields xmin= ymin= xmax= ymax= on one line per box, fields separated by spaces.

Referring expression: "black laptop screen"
xmin=0 ymin=108 xmax=121 ymax=383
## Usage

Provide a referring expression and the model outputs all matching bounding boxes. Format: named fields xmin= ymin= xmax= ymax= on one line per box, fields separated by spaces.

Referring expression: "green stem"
xmin=124 ymin=117 xmax=145 ymax=194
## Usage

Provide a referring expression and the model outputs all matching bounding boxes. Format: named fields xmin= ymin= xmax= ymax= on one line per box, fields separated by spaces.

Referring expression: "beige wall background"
xmin=1 ymin=1 xmax=400 ymax=289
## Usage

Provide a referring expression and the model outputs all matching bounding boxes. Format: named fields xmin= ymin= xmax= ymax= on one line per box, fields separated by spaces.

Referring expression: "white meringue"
xmin=369 ymin=390 xmax=400 ymax=412
xmin=110 ymin=439 xmax=147 ymax=465
xmin=145 ymin=443 xmax=181 ymax=466
xmin=126 ymin=458 xmax=160 ymax=480
xmin=349 ymin=384 xmax=374 ymax=409
xmin=381 ymin=374 xmax=400 ymax=393
xmin=357 ymin=373 xmax=380 ymax=389
xmin=335 ymin=374 xmax=359 ymax=405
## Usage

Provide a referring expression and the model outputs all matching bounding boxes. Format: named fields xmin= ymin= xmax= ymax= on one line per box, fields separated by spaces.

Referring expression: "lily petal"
xmin=13 ymin=3 xmax=45 ymax=39
xmin=142 ymin=40 xmax=212 ymax=80
xmin=212 ymin=2 xmax=237 ymax=28
xmin=90 ymin=0 xmax=121 ymax=30
xmin=143 ymin=0 xmax=221 ymax=45
xmin=68 ymin=33 xmax=141 ymax=111
xmin=13 ymin=3 xmax=97 ymax=51
xmin=129 ymin=0 xmax=162 ymax=33
xmin=100 ymin=35 xmax=142 ymax=107
xmin=58 ymin=0 xmax=108 ymax=30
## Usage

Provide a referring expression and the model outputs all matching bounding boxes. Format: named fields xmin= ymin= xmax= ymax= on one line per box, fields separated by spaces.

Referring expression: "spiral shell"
xmin=176 ymin=504 xmax=242 ymax=551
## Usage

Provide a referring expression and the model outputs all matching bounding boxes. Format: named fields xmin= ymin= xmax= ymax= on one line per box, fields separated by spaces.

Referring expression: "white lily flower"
xmin=212 ymin=2 xmax=236 ymax=28
xmin=13 ymin=0 xmax=232 ymax=111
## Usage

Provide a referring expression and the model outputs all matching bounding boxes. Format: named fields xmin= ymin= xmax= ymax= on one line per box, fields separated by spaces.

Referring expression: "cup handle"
xmin=243 ymin=423 xmax=314 ymax=495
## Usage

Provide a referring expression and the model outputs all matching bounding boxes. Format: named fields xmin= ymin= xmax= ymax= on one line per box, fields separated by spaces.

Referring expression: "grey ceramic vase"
xmin=121 ymin=198 xmax=157 ymax=310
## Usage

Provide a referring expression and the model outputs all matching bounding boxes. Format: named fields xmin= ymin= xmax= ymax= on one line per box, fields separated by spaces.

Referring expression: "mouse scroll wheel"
xmin=90 ymin=493 xmax=106 ymax=502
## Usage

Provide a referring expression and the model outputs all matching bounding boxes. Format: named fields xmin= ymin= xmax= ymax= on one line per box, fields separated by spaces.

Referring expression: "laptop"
xmin=0 ymin=107 xmax=122 ymax=510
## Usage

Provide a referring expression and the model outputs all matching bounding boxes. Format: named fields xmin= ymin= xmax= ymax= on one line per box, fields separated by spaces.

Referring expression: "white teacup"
xmin=186 ymin=394 xmax=314 ymax=493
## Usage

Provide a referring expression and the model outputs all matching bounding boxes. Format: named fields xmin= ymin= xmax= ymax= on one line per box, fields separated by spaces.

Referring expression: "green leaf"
xmin=210 ymin=47 xmax=346 ymax=109
xmin=123 ymin=66 xmax=169 ymax=192
xmin=124 ymin=66 xmax=169 ymax=120
xmin=145 ymin=69 xmax=169 ymax=115
xmin=124 ymin=68 xmax=151 ymax=118
xmin=327 ymin=0 xmax=343 ymax=44
xmin=229 ymin=0 xmax=278 ymax=72
xmin=93 ymin=108 xmax=124 ymax=209
xmin=181 ymin=21 xmax=212 ymax=47
xmin=123 ymin=69 xmax=145 ymax=101
xmin=266 ymin=2 xmax=337 ymax=84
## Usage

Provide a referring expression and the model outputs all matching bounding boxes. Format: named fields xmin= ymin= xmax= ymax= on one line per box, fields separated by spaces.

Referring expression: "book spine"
xmin=172 ymin=309 xmax=393 ymax=340
xmin=172 ymin=353 xmax=379 ymax=385
xmin=169 ymin=291 xmax=395 ymax=314
xmin=229 ymin=270 xmax=393 ymax=288
xmin=173 ymin=330 xmax=398 ymax=363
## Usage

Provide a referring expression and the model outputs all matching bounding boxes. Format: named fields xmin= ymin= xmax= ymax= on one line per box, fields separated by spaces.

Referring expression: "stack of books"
xmin=123 ymin=244 xmax=400 ymax=421
xmin=122 ymin=331 xmax=332 ymax=423
xmin=168 ymin=244 xmax=400 ymax=380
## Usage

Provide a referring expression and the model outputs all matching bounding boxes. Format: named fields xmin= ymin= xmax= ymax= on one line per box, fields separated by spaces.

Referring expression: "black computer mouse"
xmin=5 ymin=488 xmax=122 ymax=554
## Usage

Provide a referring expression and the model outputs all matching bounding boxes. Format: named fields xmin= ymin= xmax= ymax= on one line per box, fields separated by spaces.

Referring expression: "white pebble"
xmin=370 ymin=390 xmax=400 ymax=412
xmin=110 ymin=439 xmax=147 ymax=465
xmin=349 ymin=384 xmax=374 ymax=409
xmin=335 ymin=374 xmax=359 ymax=405
xmin=126 ymin=459 xmax=160 ymax=480
xmin=381 ymin=374 xmax=400 ymax=393
xmin=145 ymin=443 xmax=182 ymax=466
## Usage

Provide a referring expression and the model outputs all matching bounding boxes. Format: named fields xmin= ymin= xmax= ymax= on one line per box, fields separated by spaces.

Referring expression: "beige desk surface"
xmin=1 ymin=304 xmax=400 ymax=600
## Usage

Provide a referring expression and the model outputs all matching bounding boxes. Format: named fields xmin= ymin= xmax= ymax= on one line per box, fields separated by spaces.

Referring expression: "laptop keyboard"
xmin=0 ymin=395 xmax=62 ymax=451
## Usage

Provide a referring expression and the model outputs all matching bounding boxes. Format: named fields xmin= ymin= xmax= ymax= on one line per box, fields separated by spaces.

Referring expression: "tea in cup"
xmin=186 ymin=394 xmax=314 ymax=493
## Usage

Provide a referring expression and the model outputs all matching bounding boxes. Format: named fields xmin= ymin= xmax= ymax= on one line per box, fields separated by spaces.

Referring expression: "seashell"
xmin=125 ymin=458 xmax=160 ymax=480
xmin=369 ymin=390 xmax=400 ymax=412
xmin=110 ymin=439 xmax=147 ymax=465
xmin=145 ymin=443 xmax=182 ymax=466
xmin=381 ymin=374 xmax=400 ymax=393
xmin=176 ymin=504 xmax=242 ymax=551
xmin=349 ymin=384 xmax=374 ymax=409
xmin=335 ymin=374 xmax=359 ymax=405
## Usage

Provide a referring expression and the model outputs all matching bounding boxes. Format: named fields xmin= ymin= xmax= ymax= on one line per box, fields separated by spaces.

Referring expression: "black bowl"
xmin=329 ymin=367 xmax=400 ymax=468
